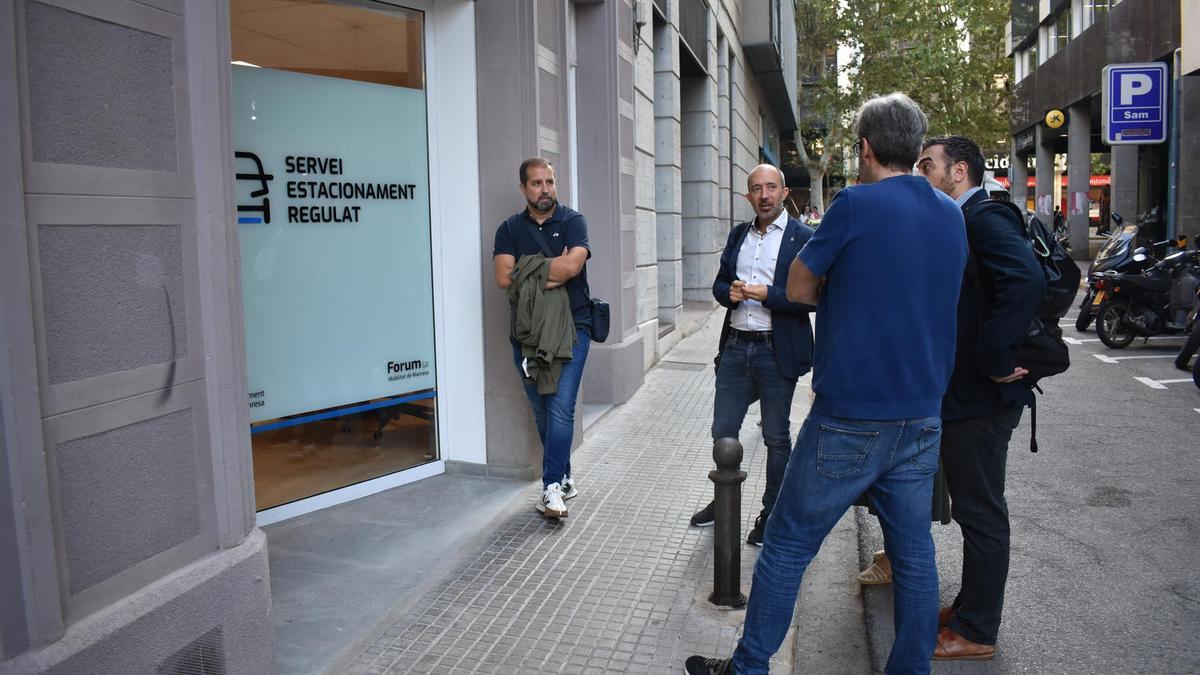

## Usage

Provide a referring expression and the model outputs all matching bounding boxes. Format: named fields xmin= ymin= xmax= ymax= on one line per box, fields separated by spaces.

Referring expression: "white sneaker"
xmin=536 ymin=483 xmax=568 ymax=519
xmin=561 ymin=475 xmax=579 ymax=500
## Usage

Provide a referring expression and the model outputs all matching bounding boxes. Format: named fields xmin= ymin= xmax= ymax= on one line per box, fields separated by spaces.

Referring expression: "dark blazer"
xmin=713 ymin=216 xmax=816 ymax=380
xmin=942 ymin=190 xmax=1045 ymax=420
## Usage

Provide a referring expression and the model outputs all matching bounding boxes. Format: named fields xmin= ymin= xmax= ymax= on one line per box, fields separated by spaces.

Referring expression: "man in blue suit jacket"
xmin=689 ymin=164 xmax=814 ymax=546
xmin=916 ymin=135 xmax=1043 ymax=662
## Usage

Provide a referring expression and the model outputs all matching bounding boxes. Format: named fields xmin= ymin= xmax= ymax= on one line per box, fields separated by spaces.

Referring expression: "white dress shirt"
xmin=730 ymin=209 xmax=789 ymax=331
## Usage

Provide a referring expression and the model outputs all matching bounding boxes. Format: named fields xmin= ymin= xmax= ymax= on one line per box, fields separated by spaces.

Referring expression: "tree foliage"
xmin=796 ymin=0 xmax=1011 ymax=209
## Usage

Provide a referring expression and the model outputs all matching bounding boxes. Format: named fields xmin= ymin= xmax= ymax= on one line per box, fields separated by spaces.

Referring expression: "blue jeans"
xmin=511 ymin=327 xmax=590 ymax=488
xmin=712 ymin=334 xmax=797 ymax=516
xmin=733 ymin=412 xmax=942 ymax=675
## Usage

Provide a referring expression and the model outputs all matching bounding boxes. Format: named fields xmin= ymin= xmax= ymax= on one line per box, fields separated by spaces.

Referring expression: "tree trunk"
xmin=806 ymin=166 xmax=826 ymax=214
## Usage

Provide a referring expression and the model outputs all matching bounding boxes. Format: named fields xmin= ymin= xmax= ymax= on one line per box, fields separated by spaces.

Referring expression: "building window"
xmin=1054 ymin=11 xmax=1070 ymax=53
xmin=1029 ymin=38 xmax=1039 ymax=68
xmin=1088 ymin=0 xmax=1111 ymax=24
xmin=230 ymin=0 xmax=439 ymax=513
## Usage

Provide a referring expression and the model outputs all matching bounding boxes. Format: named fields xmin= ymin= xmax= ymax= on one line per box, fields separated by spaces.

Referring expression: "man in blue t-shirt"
xmin=685 ymin=94 xmax=967 ymax=675
xmin=493 ymin=157 xmax=592 ymax=519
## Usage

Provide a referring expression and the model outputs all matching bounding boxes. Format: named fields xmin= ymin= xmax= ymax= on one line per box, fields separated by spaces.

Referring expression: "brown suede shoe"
xmin=933 ymin=627 xmax=995 ymax=661
xmin=938 ymin=606 xmax=955 ymax=629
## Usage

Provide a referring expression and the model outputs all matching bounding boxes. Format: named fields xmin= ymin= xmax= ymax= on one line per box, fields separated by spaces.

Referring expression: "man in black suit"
xmin=689 ymin=164 xmax=814 ymax=547
xmin=916 ymin=136 xmax=1045 ymax=661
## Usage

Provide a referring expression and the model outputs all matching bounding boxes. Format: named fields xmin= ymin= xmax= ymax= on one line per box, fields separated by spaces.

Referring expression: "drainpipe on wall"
xmin=1167 ymin=48 xmax=1182 ymax=241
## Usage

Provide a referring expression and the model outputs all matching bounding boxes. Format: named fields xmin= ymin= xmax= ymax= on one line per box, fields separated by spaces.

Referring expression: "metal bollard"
xmin=709 ymin=437 xmax=747 ymax=607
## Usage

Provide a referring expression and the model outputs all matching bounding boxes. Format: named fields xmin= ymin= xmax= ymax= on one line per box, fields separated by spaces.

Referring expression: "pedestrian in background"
xmin=690 ymin=164 xmax=814 ymax=546
xmin=915 ymin=135 xmax=1044 ymax=660
xmin=493 ymin=158 xmax=592 ymax=519
xmin=685 ymin=92 xmax=967 ymax=675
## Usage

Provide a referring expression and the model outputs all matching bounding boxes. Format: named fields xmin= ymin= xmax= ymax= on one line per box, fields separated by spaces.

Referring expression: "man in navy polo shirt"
xmin=493 ymin=157 xmax=591 ymax=519
xmin=686 ymin=93 xmax=967 ymax=675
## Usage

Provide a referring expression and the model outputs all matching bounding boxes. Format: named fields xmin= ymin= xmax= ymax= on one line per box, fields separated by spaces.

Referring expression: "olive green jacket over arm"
xmin=509 ymin=254 xmax=577 ymax=394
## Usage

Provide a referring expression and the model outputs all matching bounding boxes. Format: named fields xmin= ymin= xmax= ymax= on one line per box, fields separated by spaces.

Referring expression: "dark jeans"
xmin=733 ymin=413 xmax=942 ymax=675
xmin=712 ymin=334 xmax=797 ymax=517
xmin=941 ymin=404 xmax=1024 ymax=646
xmin=511 ymin=328 xmax=590 ymax=488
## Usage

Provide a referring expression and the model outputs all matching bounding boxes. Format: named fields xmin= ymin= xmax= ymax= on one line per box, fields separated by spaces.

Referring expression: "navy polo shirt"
xmin=493 ymin=204 xmax=593 ymax=328
xmin=797 ymin=175 xmax=967 ymax=420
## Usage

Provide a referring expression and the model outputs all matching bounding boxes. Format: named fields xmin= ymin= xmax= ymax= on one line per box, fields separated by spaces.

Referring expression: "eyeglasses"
xmin=852 ymin=139 xmax=863 ymax=157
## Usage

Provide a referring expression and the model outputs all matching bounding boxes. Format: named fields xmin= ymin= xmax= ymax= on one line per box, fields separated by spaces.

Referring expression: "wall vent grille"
xmin=157 ymin=627 xmax=226 ymax=675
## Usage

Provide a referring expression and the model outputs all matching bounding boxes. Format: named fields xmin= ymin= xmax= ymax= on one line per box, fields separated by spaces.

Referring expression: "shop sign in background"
xmin=232 ymin=66 xmax=434 ymax=423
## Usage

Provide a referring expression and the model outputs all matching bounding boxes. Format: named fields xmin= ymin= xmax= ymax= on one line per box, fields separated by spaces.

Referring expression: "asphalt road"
xmin=861 ymin=303 xmax=1200 ymax=674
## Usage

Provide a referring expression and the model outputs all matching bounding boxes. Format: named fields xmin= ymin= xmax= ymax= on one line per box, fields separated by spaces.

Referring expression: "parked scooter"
xmin=1078 ymin=214 xmax=1147 ymax=330
xmin=1094 ymin=247 xmax=1200 ymax=348
xmin=1076 ymin=211 xmax=1189 ymax=331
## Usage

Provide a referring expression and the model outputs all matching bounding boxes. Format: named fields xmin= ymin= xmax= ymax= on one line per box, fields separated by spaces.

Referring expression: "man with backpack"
xmin=916 ymin=136 xmax=1046 ymax=660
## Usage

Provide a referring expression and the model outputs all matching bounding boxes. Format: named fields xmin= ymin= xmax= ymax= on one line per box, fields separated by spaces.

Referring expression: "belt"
xmin=731 ymin=329 xmax=772 ymax=342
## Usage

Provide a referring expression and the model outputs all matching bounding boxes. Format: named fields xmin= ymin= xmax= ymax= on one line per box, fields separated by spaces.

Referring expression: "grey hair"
xmin=853 ymin=93 xmax=928 ymax=171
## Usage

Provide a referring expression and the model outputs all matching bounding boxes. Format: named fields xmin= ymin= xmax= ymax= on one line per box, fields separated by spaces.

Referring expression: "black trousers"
xmin=941 ymin=404 xmax=1024 ymax=646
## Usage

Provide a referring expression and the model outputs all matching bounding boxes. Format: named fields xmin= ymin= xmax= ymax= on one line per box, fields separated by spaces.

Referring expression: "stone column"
xmin=1176 ymin=74 xmax=1200 ymax=245
xmin=475 ymin=0 xmax=553 ymax=480
xmin=575 ymin=0 xmax=644 ymax=405
xmin=1010 ymin=140 xmax=1029 ymax=211
xmin=1067 ymin=101 xmax=1091 ymax=259
xmin=633 ymin=6 xmax=659 ymax=370
xmin=680 ymin=4 xmax=720 ymax=305
xmin=1110 ymin=144 xmax=1139 ymax=227
xmin=1 ymin=1 xmax=272 ymax=670
xmin=653 ymin=17 xmax=683 ymax=335
xmin=1035 ymin=125 xmax=1055 ymax=226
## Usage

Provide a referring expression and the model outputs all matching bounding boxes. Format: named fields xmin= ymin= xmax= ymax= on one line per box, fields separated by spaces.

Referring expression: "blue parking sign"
xmin=1102 ymin=63 xmax=1168 ymax=144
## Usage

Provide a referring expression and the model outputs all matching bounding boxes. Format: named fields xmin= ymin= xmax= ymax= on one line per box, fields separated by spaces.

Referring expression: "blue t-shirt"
xmin=493 ymin=204 xmax=593 ymax=327
xmin=797 ymin=175 xmax=967 ymax=420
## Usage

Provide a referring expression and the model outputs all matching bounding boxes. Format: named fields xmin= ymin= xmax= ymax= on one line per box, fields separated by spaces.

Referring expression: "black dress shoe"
xmin=746 ymin=512 xmax=766 ymax=546
xmin=684 ymin=655 xmax=735 ymax=674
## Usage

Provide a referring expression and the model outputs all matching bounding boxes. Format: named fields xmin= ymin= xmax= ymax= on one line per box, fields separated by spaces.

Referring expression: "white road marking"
xmin=1134 ymin=377 xmax=1194 ymax=389
xmin=1194 ymin=408 xmax=1200 ymax=415
xmin=1092 ymin=353 xmax=1176 ymax=363
xmin=1064 ymin=337 xmax=1083 ymax=344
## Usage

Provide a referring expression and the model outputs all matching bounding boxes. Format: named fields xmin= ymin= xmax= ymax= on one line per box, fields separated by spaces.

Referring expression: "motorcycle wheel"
xmin=1096 ymin=302 xmax=1136 ymax=349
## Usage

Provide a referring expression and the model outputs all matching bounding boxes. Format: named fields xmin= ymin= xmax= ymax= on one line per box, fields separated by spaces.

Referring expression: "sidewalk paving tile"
xmin=339 ymin=312 xmax=786 ymax=674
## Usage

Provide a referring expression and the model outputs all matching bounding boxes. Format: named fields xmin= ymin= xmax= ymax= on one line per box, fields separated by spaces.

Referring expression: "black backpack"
xmin=965 ymin=200 xmax=1080 ymax=452
xmin=1017 ymin=207 xmax=1080 ymax=384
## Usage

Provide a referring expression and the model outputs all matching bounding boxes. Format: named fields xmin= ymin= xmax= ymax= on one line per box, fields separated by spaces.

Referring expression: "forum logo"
xmin=235 ymin=151 xmax=274 ymax=224
xmin=387 ymin=359 xmax=430 ymax=382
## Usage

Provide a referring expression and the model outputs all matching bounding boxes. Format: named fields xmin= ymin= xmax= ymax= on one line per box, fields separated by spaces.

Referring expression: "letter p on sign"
xmin=1120 ymin=73 xmax=1153 ymax=105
